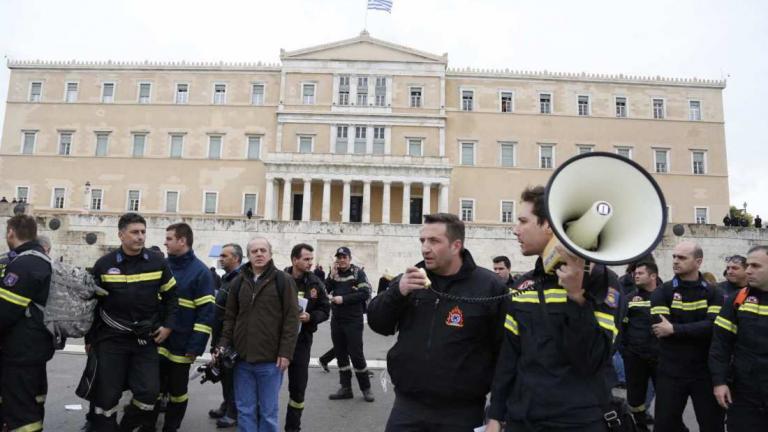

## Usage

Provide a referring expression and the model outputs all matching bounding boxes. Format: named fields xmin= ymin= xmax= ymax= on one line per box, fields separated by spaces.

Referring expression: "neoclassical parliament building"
xmin=0 ymin=32 xmax=729 ymax=227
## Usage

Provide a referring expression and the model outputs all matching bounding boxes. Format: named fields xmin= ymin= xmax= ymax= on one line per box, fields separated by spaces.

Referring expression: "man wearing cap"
xmin=326 ymin=246 xmax=374 ymax=402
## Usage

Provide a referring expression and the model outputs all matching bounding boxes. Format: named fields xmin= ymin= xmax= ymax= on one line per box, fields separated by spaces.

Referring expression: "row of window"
xmin=16 ymin=128 xmax=709 ymax=174
xmin=25 ymin=78 xmax=703 ymax=120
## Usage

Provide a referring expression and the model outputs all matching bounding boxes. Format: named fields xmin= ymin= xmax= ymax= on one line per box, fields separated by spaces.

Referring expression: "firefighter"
xmin=89 ymin=213 xmax=178 ymax=431
xmin=284 ymin=243 xmax=330 ymax=432
xmin=326 ymin=246 xmax=374 ymax=402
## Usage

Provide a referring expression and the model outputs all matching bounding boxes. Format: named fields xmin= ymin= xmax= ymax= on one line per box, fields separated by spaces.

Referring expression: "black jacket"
xmin=709 ymin=288 xmax=768 ymax=406
xmin=0 ymin=240 xmax=54 ymax=365
xmin=368 ymin=249 xmax=506 ymax=407
xmin=211 ymin=266 xmax=241 ymax=349
xmin=717 ymin=280 xmax=742 ymax=298
xmin=619 ymin=286 xmax=659 ymax=359
xmin=650 ymin=275 xmax=723 ymax=378
xmin=284 ymin=266 xmax=330 ymax=335
xmin=488 ymin=259 xmax=619 ymax=427
xmin=326 ymin=264 xmax=370 ymax=323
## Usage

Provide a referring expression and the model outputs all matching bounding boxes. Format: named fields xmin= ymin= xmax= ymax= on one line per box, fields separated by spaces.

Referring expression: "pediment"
xmin=281 ymin=32 xmax=446 ymax=64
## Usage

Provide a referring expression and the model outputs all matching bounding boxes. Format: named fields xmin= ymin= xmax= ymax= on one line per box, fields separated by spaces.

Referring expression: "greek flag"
xmin=368 ymin=0 xmax=393 ymax=13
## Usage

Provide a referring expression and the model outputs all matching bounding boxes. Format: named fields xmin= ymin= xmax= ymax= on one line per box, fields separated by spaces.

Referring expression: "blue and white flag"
xmin=368 ymin=0 xmax=393 ymax=13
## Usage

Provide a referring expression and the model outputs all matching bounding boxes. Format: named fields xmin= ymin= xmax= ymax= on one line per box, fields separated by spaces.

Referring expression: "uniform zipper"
xmin=426 ymin=297 xmax=440 ymax=354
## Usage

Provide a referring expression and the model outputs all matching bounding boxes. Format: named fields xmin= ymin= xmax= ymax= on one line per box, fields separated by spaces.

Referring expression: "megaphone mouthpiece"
xmin=565 ymin=201 xmax=613 ymax=251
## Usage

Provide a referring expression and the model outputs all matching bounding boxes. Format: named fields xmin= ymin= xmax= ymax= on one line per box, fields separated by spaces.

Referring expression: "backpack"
xmin=19 ymin=250 xmax=105 ymax=348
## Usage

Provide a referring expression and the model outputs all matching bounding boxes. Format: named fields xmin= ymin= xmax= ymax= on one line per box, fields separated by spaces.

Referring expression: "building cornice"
xmin=447 ymin=67 xmax=726 ymax=89
xmin=7 ymin=59 xmax=281 ymax=72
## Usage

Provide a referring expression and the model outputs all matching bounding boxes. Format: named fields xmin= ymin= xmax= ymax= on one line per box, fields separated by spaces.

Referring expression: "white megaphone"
xmin=541 ymin=152 xmax=667 ymax=274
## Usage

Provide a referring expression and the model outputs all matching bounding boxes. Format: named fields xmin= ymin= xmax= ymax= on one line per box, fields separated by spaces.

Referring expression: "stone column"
xmin=264 ymin=176 xmax=275 ymax=220
xmin=302 ymin=179 xmax=312 ymax=221
xmin=382 ymin=181 xmax=391 ymax=224
xmin=322 ymin=179 xmax=332 ymax=222
xmin=281 ymin=177 xmax=293 ymax=221
xmin=342 ymin=180 xmax=351 ymax=223
xmin=422 ymin=182 xmax=431 ymax=216
xmin=439 ymin=183 xmax=449 ymax=213
xmin=402 ymin=181 xmax=411 ymax=224
xmin=362 ymin=180 xmax=371 ymax=224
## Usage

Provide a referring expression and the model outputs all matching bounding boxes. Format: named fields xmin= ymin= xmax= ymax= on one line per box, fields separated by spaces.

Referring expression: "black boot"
xmin=328 ymin=387 xmax=353 ymax=400
xmin=209 ymin=401 xmax=227 ymax=419
xmin=362 ymin=388 xmax=375 ymax=402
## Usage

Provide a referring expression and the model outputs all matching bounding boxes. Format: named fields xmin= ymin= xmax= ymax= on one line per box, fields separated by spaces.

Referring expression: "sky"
xmin=1 ymin=0 xmax=766 ymax=218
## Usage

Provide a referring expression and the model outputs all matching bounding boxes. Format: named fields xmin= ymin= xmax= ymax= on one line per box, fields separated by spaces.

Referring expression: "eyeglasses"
xmin=725 ymin=255 xmax=747 ymax=265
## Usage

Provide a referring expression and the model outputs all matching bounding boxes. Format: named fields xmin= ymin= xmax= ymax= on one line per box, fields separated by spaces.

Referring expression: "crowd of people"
xmin=0 ymin=184 xmax=766 ymax=432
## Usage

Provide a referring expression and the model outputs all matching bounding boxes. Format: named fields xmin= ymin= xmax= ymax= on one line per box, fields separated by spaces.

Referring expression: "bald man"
xmin=650 ymin=241 xmax=724 ymax=432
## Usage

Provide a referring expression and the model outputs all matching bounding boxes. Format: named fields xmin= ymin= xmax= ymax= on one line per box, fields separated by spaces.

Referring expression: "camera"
xmin=195 ymin=346 xmax=239 ymax=385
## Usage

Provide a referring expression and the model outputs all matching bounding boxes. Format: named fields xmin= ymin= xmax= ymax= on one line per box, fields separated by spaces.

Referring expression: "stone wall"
xmin=1 ymin=207 xmax=765 ymax=283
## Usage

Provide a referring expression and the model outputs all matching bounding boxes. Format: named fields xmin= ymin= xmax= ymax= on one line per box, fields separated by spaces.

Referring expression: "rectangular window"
xmin=695 ymin=207 xmax=708 ymax=224
xmin=540 ymin=93 xmax=552 ymax=114
xmin=500 ymin=91 xmax=513 ymax=113
xmin=102 ymin=83 xmax=115 ymax=103
xmin=356 ymin=77 xmax=368 ymax=106
xmin=213 ymin=84 xmax=227 ymax=104
xmin=616 ymin=147 xmax=632 ymax=159
xmin=460 ymin=142 xmax=475 ymax=166
xmin=251 ymin=84 xmax=264 ymax=105
xmin=653 ymin=98 xmax=665 ymax=119
xmin=243 ymin=194 xmax=257 ymax=216
xmin=373 ymin=126 xmax=385 ymax=154
xmin=165 ymin=191 xmax=179 ymax=213
xmin=408 ymin=138 xmax=422 ymax=157
xmin=127 ymin=190 xmax=141 ymax=211
xmin=501 ymin=201 xmax=515 ymax=223
xmin=65 ymin=82 xmax=78 ymax=102
xmin=95 ymin=133 xmax=109 ymax=157
xmin=654 ymin=149 xmax=669 ymax=173
xmin=22 ymin=131 xmax=36 ymax=154
xmin=540 ymin=144 xmax=554 ymax=169
xmin=176 ymin=83 xmax=189 ymax=104
xmin=410 ymin=87 xmax=422 ymax=108
xmin=374 ymin=76 xmax=386 ymax=107
xmin=91 ymin=189 xmax=103 ymax=211
xmin=170 ymin=134 xmax=184 ymax=158
xmin=460 ymin=199 xmax=474 ymax=222
xmin=247 ymin=135 xmax=261 ymax=160
xmin=59 ymin=132 xmax=72 ymax=156
xmin=204 ymin=192 xmax=218 ymax=214
xmin=299 ymin=136 xmax=313 ymax=153
xmin=336 ymin=125 xmax=348 ymax=153
xmin=692 ymin=151 xmax=706 ymax=175
xmin=302 ymin=83 xmax=316 ymax=105
xmin=16 ymin=186 xmax=29 ymax=203
xmin=208 ymin=135 xmax=222 ymax=159
xmin=577 ymin=145 xmax=593 ymax=155
xmin=29 ymin=82 xmax=42 ymax=102
xmin=338 ymin=76 xmax=350 ymax=106
xmin=132 ymin=134 xmax=146 ymax=157
xmin=689 ymin=100 xmax=701 ymax=121
xmin=53 ymin=188 xmax=65 ymax=209
xmin=461 ymin=90 xmax=474 ymax=111
xmin=138 ymin=83 xmax=151 ymax=104
xmin=354 ymin=126 xmax=367 ymax=154
xmin=615 ymin=96 xmax=627 ymax=118
xmin=500 ymin=142 xmax=515 ymax=167
xmin=578 ymin=95 xmax=590 ymax=116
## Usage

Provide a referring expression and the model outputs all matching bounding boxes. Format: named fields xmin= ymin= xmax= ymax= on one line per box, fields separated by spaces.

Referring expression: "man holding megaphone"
xmin=487 ymin=186 xmax=621 ymax=432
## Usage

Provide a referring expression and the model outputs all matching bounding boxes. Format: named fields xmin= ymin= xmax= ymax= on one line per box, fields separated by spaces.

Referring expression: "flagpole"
xmin=364 ymin=1 xmax=369 ymax=31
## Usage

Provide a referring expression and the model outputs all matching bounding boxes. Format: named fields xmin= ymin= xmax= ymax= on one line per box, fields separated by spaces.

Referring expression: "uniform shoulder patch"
xmin=517 ymin=279 xmax=535 ymax=291
xmin=3 ymin=272 xmax=19 ymax=287
xmin=605 ymin=287 xmax=619 ymax=308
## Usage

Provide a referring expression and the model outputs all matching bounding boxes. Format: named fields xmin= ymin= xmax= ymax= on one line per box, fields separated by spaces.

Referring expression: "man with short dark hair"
xmin=719 ymin=255 xmax=747 ymax=297
xmin=651 ymin=241 xmax=724 ymax=432
xmin=710 ymin=245 xmax=768 ymax=430
xmin=145 ymin=223 xmax=215 ymax=431
xmin=492 ymin=255 xmax=515 ymax=289
xmin=619 ymin=261 xmax=660 ymax=430
xmin=0 ymin=215 xmax=53 ymax=432
xmin=488 ymin=186 xmax=619 ymax=432
xmin=369 ymin=213 xmax=506 ymax=431
xmin=89 ymin=213 xmax=179 ymax=431
xmin=283 ymin=243 xmax=330 ymax=432
xmin=326 ymin=246 xmax=374 ymax=402
xmin=209 ymin=243 xmax=243 ymax=428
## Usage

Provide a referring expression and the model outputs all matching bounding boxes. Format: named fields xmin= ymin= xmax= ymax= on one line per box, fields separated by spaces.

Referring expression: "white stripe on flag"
xmin=368 ymin=0 xmax=393 ymax=12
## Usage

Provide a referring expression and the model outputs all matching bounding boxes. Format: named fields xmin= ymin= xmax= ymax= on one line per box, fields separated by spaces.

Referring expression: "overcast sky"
xmin=1 ymin=0 xmax=766 ymax=218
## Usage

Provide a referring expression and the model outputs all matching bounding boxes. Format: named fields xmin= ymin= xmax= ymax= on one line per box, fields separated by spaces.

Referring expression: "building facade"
xmin=0 ymin=32 xmax=729 ymax=226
